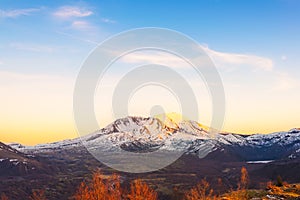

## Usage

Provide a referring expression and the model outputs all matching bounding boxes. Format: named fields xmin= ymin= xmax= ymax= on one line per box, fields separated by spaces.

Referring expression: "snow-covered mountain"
xmin=0 ymin=142 xmax=50 ymax=176
xmin=2 ymin=117 xmax=300 ymax=199
xmin=8 ymin=116 xmax=300 ymax=161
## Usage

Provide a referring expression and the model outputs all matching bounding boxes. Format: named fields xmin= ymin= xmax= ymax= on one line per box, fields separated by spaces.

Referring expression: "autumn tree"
xmin=127 ymin=179 xmax=158 ymax=200
xmin=74 ymin=182 xmax=90 ymax=200
xmin=1 ymin=193 xmax=8 ymax=200
xmin=74 ymin=171 xmax=122 ymax=200
xmin=223 ymin=167 xmax=250 ymax=200
xmin=29 ymin=190 xmax=47 ymax=200
xmin=236 ymin=166 xmax=249 ymax=200
xmin=108 ymin=174 xmax=122 ymax=200
xmin=239 ymin=166 xmax=249 ymax=190
xmin=184 ymin=179 xmax=217 ymax=200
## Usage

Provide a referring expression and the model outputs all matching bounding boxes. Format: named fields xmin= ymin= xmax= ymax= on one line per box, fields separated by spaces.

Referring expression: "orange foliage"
xmin=223 ymin=167 xmax=249 ymax=200
xmin=29 ymin=190 xmax=47 ymax=200
xmin=127 ymin=179 xmax=158 ymax=200
xmin=1 ymin=193 xmax=8 ymax=200
xmin=223 ymin=190 xmax=247 ymax=200
xmin=74 ymin=182 xmax=90 ymax=200
xmin=239 ymin=166 xmax=249 ymax=190
xmin=184 ymin=179 xmax=217 ymax=200
xmin=74 ymin=172 xmax=157 ymax=200
xmin=266 ymin=181 xmax=283 ymax=193
xmin=74 ymin=171 xmax=122 ymax=200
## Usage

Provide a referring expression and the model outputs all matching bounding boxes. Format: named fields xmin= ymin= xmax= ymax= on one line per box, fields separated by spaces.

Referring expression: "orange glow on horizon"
xmin=0 ymin=114 xmax=298 ymax=145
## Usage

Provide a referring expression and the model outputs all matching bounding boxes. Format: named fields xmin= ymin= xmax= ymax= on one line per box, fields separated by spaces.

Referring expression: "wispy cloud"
xmin=0 ymin=8 xmax=40 ymax=18
xmin=53 ymin=6 xmax=97 ymax=33
xmin=204 ymin=48 xmax=297 ymax=91
xmin=53 ymin=6 xmax=93 ymax=19
xmin=204 ymin=47 xmax=299 ymax=91
xmin=118 ymin=46 xmax=273 ymax=72
xmin=119 ymin=51 xmax=188 ymax=68
xmin=101 ymin=18 xmax=116 ymax=24
xmin=71 ymin=20 xmax=94 ymax=31
xmin=204 ymin=47 xmax=273 ymax=71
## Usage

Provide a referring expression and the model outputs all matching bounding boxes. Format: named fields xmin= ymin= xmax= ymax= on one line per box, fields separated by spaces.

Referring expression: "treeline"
xmin=1 ymin=167 xmax=295 ymax=200
xmin=74 ymin=172 xmax=157 ymax=200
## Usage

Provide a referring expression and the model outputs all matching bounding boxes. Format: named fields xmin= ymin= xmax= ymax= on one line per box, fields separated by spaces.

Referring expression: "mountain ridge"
xmin=6 ymin=116 xmax=300 ymax=162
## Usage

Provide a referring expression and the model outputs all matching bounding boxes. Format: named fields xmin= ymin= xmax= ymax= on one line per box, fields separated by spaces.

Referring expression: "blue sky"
xmin=0 ymin=0 xmax=299 ymax=74
xmin=0 ymin=0 xmax=300 ymax=144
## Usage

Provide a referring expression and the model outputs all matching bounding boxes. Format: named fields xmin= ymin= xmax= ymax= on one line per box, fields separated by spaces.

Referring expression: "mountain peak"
xmin=289 ymin=128 xmax=300 ymax=133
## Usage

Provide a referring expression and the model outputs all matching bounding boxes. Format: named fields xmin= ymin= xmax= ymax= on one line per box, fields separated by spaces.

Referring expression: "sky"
xmin=0 ymin=0 xmax=300 ymax=145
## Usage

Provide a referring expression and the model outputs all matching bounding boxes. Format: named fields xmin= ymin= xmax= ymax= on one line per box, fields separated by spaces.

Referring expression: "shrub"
xmin=75 ymin=171 xmax=157 ymax=200
xmin=184 ymin=179 xmax=217 ymax=200
xmin=74 ymin=171 xmax=122 ymax=200
xmin=127 ymin=179 xmax=158 ymax=200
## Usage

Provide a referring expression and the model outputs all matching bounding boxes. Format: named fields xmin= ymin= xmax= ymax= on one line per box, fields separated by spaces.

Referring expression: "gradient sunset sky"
xmin=1 ymin=0 xmax=300 ymax=145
